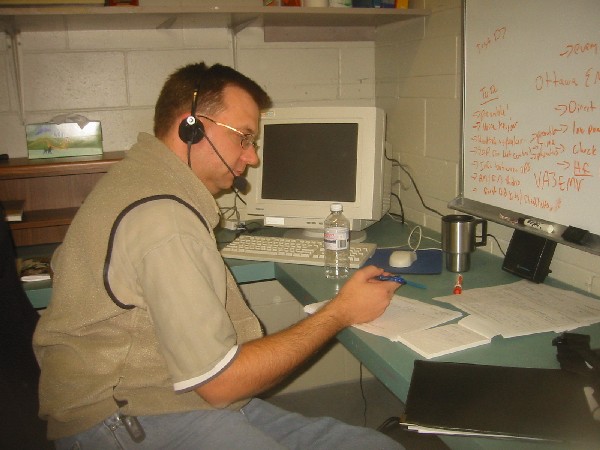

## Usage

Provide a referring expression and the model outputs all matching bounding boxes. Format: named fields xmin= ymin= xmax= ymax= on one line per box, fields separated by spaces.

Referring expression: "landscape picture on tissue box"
xmin=26 ymin=122 xmax=103 ymax=159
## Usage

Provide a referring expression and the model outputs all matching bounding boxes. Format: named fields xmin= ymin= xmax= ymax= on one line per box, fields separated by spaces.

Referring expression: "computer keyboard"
xmin=220 ymin=234 xmax=377 ymax=268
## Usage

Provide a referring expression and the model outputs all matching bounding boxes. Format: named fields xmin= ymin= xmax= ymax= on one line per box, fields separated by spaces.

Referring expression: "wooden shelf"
xmin=1 ymin=152 xmax=123 ymax=246
xmin=10 ymin=207 xmax=78 ymax=229
xmin=0 ymin=151 xmax=124 ymax=179
xmin=0 ymin=5 xmax=430 ymax=38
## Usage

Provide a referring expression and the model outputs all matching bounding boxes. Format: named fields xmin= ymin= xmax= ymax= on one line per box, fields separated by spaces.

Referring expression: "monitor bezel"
xmin=244 ymin=106 xmax=389 ymax=232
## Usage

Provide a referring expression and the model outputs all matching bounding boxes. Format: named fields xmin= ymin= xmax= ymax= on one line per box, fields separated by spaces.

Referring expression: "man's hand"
xmin=321 ymin=265 xmax=401 ymax=328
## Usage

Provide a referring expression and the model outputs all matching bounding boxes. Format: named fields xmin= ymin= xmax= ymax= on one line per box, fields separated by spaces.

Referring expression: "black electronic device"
xmin=502 ymin=229 xmax=556 ymax=283
xmin=562 ymin=226 xmax=589 ymax=245
xmin=178 ymin=88 xmax=205 ymax=145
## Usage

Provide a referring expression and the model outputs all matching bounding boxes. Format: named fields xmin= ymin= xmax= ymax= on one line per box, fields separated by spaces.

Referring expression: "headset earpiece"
xmin=178 ymin=87 xmax=204 ymax=145
xmin=178 ymin=115 xmax=205 ymax=144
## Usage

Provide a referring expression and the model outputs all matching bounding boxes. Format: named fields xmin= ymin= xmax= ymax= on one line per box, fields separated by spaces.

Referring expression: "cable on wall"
xmin=8 ymin=31 xmax=26 ymax=124
xmin=385 ymin=151 xmax=444 ymax=218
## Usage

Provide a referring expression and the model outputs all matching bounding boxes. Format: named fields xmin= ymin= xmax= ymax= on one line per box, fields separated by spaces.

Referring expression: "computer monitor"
xmin=245 ymin=106 xmax=391 ymax=240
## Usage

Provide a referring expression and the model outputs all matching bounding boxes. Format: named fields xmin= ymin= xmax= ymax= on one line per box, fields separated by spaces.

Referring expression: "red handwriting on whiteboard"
xmin=572 ymin=142 xmax=597 ymax=156
xmin=559 ymin=42 xmax=598 ymax=58
xmin=584 ymin=68 xmax=600 ymax=87
xmin=479 ymin=84 xmax=499 ymax=105
xmin=476 ymin=27 xmax=506 ymax=53
xmin=556 ymin=160 xmax=593 ymax=177
xmin=572 ymin=121 xmax=600 ymax=136
xmin=535 ymin=71 xmax=579 ymax=90
xmin=472 ymin=104 xmax=507 ymax=121
xmin=554 ymin=100 xmax=597 ymax=116
xmin=530 ymin=124 xmax=569 ymax=144
xmin=534 ymin=171 xmax=585 ymax=192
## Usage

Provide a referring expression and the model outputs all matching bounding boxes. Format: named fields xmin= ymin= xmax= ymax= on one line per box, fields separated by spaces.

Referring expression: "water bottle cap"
xmin=330 ymin=203 xmax=343 ymax=212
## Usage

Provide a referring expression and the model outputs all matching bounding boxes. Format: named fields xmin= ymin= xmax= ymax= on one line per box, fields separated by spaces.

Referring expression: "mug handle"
xmin=474 ymin=219 xmax=488 ymax=247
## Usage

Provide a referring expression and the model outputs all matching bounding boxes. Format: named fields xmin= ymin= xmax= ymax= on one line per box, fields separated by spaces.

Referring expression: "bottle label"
xmin=324 ymin=227 xmax=349 ymax=250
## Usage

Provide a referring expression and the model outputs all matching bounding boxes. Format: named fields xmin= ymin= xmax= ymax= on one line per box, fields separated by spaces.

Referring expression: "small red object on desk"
xmin=453 ymin=274 xmax=463 ymax=294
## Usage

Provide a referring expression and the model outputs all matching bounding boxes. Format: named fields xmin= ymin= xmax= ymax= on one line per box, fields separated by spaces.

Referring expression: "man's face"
xmin=191 ymin=85 xmax=260 ymax=194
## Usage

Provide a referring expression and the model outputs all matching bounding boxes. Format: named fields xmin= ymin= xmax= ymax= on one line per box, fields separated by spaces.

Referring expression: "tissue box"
xmin=26 ymin=121 xmax=103 ymax=159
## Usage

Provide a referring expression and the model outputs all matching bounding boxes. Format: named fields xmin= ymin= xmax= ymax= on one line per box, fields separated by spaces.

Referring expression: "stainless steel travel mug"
xmin=441 ymin=214 xmax=487 ymax=272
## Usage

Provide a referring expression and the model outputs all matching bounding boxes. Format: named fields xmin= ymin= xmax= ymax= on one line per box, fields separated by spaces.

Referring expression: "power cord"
xmin=398 ymin=163 xmax=445 ymax=217
xmin=359 ymin=363 xmax=368 ymax=427
xmin=384 ymin=151 xmax=444 ymax=218
xmin=486 ymin=233 xmax=506 ymax=256
xmin=389 ymin=193 xmax=405 ymax=223
xmin=377 ymin=224 xmax=442 ymax=252
xmin=377 ymin=416 xmax=401 ymax=433
xmin=406 ymin=225 xmax=441 ymax=251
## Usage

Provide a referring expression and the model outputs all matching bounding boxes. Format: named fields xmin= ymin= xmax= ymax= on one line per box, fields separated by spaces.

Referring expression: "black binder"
xmin=400 ymin=360 xmax=600 ymax=444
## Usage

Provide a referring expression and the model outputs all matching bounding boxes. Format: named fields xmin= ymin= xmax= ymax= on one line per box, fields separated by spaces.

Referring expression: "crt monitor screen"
xmin=245 ymin=106 xmax=389 ymax=232
xmin=261 ymin=122 xmax=358 ymax=203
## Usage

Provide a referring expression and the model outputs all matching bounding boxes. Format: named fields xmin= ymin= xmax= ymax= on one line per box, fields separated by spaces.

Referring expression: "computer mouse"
xmin=389 ymin=250 xmax=417 ymax=268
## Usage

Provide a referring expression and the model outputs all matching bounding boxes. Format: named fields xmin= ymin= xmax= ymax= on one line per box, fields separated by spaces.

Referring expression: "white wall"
xmin=0 ymin=17 xmax=375 ymax=158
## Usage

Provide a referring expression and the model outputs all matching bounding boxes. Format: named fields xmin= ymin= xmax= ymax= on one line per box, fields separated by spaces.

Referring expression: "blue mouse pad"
xmin=362 ymin=248 xmax=443 ymax=274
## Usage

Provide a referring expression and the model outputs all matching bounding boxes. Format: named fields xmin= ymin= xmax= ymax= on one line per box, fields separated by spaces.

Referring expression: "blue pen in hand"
xmin=377 ymin=275 xmax=427 ymax=289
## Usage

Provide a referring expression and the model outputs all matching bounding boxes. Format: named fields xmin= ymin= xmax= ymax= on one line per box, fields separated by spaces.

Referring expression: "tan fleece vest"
xmin=33 ymin=133 xmax=263 ymax=439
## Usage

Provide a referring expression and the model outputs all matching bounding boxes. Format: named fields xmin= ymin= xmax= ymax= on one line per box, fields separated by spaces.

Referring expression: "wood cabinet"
xmin=0 ymin=152 xmax=123 ymax=246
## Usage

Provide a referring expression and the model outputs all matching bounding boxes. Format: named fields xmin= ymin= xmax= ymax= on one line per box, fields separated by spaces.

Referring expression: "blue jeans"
xmin=54 ymin=398 xmax=402 ymax=449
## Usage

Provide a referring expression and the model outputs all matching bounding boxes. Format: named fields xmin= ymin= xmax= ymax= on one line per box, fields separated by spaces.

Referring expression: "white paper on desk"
xmin=434 ymin=280 xmax=600 ymax=338
xmin=458 ymin=315 xmax=501 ymax=339
xmin=521 ymin=282 xmax=600 ymax=327
xmin=356 ymin=296 xmax=463 ymax=339
xmin=304 ymin=295 xmax=462 ymax=341
xmin=403 ymin=425 xmax=545 ymax=441
xmin=21 ymin=274 xmax=51 ymax=282
xmin=396 ymin=323 xmax=491 ymax=359
xmin=436 ymin=286 xmax=567 ymax=338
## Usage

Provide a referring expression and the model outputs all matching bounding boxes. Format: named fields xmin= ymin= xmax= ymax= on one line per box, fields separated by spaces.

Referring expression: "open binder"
xmin=400 ymin=360 xmax=600 ymax=444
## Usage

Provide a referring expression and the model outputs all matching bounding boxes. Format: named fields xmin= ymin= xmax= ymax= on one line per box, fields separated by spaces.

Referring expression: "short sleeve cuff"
xmin=173 ymin=345 xmax=239 ymax=392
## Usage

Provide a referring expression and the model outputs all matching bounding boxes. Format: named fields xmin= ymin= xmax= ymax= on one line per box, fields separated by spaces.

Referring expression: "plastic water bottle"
xmin=324 ymin=203 xmax=350 ymax=279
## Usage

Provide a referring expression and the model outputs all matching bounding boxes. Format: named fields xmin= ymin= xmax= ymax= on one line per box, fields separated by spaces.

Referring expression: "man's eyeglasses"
xmin=197 ymin=115 xmax=258 ymax=151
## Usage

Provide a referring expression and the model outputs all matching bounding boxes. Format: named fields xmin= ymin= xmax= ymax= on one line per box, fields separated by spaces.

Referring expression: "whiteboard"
xmin=452 ymin=0 xmax=600 ymax=253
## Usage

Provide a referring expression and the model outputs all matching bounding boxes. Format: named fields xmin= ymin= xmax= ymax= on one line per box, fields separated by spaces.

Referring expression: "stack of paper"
xmin=305 ymin=279 xmax=600 ymax=359
xmin=19 ymin=257 xmax=52 ymax=282
xmin=434 ymin=280 xmax=600 ymax=339
xmin=304 ymin=296 xmax=491 ymax=358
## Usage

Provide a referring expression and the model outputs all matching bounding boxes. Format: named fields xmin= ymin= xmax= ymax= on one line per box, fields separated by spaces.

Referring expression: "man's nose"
xmin=242 ymin=146 xmax=259 ymax=166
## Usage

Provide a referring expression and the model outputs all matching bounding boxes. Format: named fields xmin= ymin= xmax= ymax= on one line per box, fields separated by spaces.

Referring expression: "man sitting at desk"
xmin=33 ymin=62 xmax=402 ymax=449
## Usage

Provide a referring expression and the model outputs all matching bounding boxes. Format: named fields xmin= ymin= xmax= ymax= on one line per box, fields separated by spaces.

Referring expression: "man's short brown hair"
xmin=153 ymin=62 xmax=272 ymax=140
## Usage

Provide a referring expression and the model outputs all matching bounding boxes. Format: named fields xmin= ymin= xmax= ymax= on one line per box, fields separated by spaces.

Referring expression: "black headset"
xmin=177 ymin=86 xmax=250 ymax=195
xmin=178 ymin=88 xmax=205 ymax=145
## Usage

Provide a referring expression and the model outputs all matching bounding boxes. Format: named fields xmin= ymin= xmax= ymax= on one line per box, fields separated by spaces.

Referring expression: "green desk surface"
xmin=26 ymin=216 xmax=600 ymax=449
xmin=272 ymin=218 xmax=600 ymax=450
